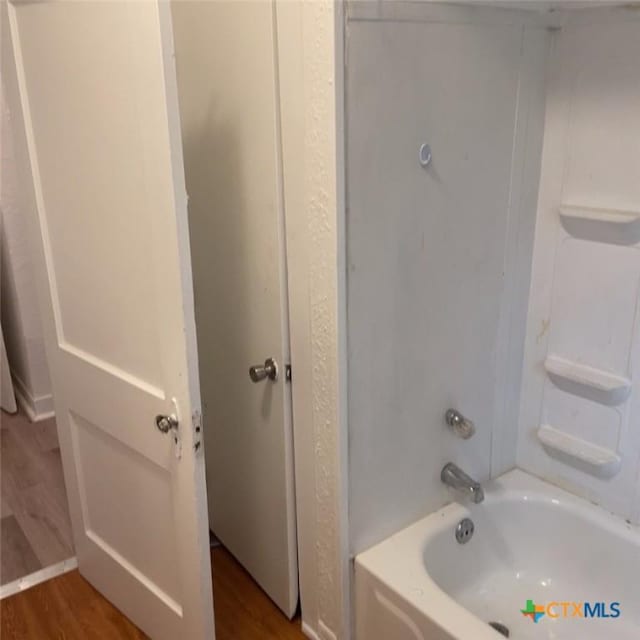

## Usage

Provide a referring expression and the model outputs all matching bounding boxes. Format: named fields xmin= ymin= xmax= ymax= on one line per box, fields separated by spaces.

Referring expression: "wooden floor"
xmin=1 ymin=409 xmax=305 ymax=638
xmin=0 ymin=546 xmax=306 ymax=639
xmin=1 ymin=409 xmax=74 ymax=585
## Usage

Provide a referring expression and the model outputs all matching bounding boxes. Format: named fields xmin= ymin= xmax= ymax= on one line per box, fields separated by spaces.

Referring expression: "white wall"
xmin=346 ymin=3 xmax=548 ymax=554
xmin=0 ymin=74 xmax=52 ymax=421
xmin=517 ymin=12 xmax=640 ymax=524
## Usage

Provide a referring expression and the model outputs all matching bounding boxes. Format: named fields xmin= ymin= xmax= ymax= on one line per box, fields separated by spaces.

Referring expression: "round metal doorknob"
xmin=249 ymin=358 xmax=278 ymax=383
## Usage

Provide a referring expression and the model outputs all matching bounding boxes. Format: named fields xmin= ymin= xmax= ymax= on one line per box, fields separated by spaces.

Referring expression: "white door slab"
xmin=171 ymin=0 xmax=298 ymax=617
xmin=5 ymin=2 xmax=214 ymax=638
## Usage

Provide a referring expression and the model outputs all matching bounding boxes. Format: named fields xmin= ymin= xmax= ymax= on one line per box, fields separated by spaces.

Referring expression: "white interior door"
xmin=171 ymin=0 xmax=298 ymax=617
xmin=4 ymin=2 xmax=214 ymax=638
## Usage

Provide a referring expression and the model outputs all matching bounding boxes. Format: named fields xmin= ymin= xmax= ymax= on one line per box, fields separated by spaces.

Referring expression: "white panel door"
xmin=5 ymin=2 xmax=214 ymax=638
xmin=171 ymin=0 xmax=298 ymax=617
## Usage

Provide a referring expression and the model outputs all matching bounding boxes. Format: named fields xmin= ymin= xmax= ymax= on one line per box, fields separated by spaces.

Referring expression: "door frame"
xmin=276 ymin=2 xmax=350 ymax=639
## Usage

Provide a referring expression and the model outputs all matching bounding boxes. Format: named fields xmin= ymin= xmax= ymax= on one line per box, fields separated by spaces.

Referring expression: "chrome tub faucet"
xmin=441 ymin=462 xmax=484 ymax=504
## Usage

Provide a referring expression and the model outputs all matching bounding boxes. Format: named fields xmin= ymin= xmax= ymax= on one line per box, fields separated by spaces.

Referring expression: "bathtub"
xmin=355 ymin=470 xmax=639 ymax=639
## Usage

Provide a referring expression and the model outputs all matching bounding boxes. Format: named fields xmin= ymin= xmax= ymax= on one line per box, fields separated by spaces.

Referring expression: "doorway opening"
xmin=0 ymin=408 xmax=76 ymax=596
xmin=1 ymin=75 xmax=76 ymax=596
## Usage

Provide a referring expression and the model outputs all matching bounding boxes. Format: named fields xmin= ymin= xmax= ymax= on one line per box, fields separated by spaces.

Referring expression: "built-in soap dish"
xmin=537 ymin=425 xmax=622 ymax=479
xmin=559 ymin=205 xmax=640 ymax=245
xmin=544 ymin=355 xmax=631 ymax=407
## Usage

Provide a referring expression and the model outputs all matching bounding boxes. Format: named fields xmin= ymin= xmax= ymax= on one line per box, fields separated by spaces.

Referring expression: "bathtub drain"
xmin=488 ymin=622 xmax=509 ymax=637
xmin=455 ymin=518 xmax=474 ymax=544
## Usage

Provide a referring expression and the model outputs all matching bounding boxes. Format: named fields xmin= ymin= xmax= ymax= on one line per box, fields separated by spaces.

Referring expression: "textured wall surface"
xmin=277 ymin=2 xmax=349 ymax=638
xmin=300 ymin=3 xmax=349 ymax=637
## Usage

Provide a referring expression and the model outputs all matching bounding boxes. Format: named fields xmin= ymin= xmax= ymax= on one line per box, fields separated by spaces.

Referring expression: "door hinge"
xmin=192 ymin=409 xmax=203 ymax=453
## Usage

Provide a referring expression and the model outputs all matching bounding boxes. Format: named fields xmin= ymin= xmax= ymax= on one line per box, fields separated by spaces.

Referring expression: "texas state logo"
xmin=521 ymin=600 xmax=546 ymax=623
xmin=521 ymin=599 xmax=621 ymax=623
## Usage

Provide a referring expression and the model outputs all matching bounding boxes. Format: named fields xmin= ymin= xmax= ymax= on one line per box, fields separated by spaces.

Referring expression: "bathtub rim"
xmin=354 ymin=468 xmax=640 ymax=639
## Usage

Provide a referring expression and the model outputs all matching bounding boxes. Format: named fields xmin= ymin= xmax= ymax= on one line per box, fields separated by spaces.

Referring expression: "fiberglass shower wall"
xmin=346 ymin=2 xmax=640 ymax=555
xmin=516 ymin=13 xmax=640 ymax=525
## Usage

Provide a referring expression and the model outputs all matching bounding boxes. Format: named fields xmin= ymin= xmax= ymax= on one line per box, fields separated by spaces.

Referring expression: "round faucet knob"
xmin=445 ymin=409 xmax=475 ymax=439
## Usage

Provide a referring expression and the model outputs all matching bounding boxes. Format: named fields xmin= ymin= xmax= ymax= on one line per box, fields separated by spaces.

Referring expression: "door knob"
xmin=155 ymin=414 xmax=178 ymax=434
xmin=249 ymin=358 xmax=278 ymax=383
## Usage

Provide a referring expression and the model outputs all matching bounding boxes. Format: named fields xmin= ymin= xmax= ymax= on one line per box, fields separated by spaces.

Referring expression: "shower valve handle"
xmin=445 ymin=409 xmax=475 ymax=440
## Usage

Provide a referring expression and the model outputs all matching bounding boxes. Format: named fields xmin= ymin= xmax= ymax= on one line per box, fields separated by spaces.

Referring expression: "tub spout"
xmin=441 ymin=462 xmax=484 ymax=504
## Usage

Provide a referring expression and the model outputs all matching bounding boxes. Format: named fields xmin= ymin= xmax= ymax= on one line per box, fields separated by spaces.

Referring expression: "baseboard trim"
xmin=11 ymin=372 xmax=54 ymax=422
xmin=0 ymin=557 xmax=77 ymax=600
xmin=318 ymin=620 xmax=339 ymax=640
xmin=302 ymin=622 xmax=322 ymax=640
xmin=302 ymin=620 xmax=339 ymax=640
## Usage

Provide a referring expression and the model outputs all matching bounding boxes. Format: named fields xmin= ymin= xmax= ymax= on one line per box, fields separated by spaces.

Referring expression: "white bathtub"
xmin=355 ymin=470 xmax=640 ymax=639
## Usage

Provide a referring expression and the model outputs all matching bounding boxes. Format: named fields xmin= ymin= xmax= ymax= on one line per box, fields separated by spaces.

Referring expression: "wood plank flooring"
xmin=0 ymin=547 xmax=307 ymax=639
xmin=0 ymin=516 xmax=41 ymax=583
xmin=1 ymin=409 xmax=74 ymax=585
xmin=1 ymin=409 xmax=305 ymax=638
xmin=211 ymin=547 xmax=304 ymax=640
